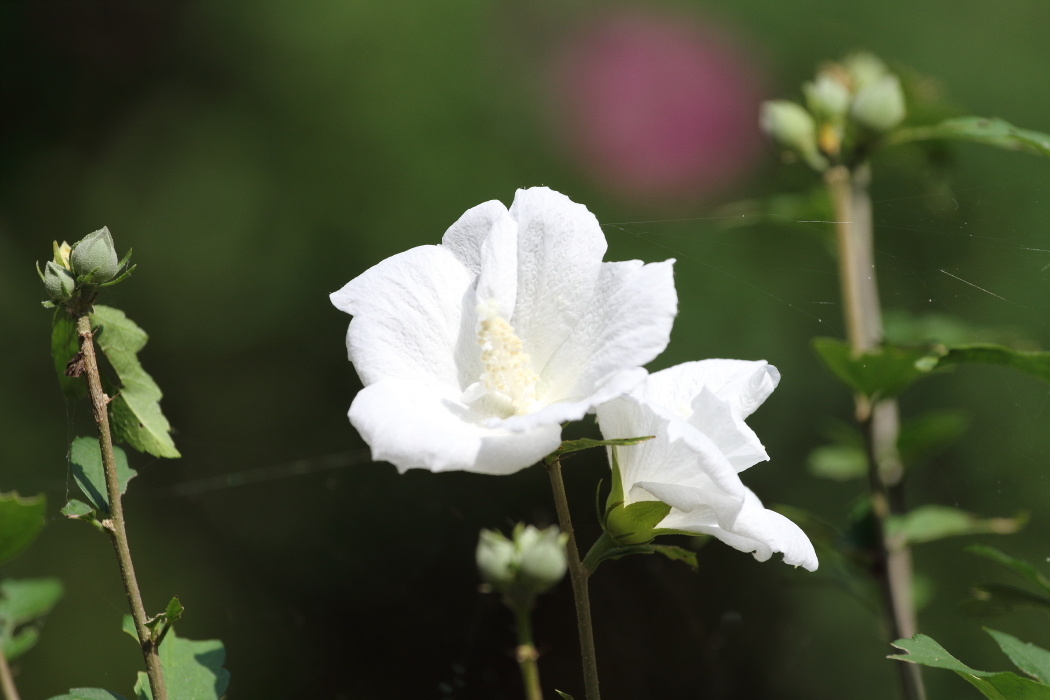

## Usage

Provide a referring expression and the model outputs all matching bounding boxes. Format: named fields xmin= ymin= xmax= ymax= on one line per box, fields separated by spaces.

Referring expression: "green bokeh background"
xmin=2 ymin=1 xmax=1049 ymax=698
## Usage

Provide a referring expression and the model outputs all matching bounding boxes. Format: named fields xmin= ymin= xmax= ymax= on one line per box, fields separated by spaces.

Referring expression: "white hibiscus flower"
xmin=331 ymin=187 xmax=677 ymax=475
xmin=596 ymin=360 xmax=818 ymax=570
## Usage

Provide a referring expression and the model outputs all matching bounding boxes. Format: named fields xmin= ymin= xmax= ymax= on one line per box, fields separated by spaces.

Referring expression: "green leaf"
xmin=48 ymin=690 xmax=130 ymax=700
xmin=69 ymin=436 xmax=137 ymax=515
xmin=547 ymin=435 xmax=654 ymax=463
xmin=650 ymin=545 xmax=699 ymax=570
xmin=51 ymin=310 xmax=86 ymax=399
xmin=986 ymin=629 xmax=1050 ymax=684
xmin=146 ymin=596 xmax=185 ymax=644
xmin=888 ymin=117 xmax=1050 ymax=158
xmin=132 ymin=628 xmax=230 ymax=700
xmin=807 ymin=444 xmax=868 ymax=480
xmin=928 ymin=345 xmax=1050 ymax=385
xmin=963 ymin=584 xmax=1050 ymax=617
xmin=886 ymin=506 xmax=1027 ymax=547
xmin=0 ymin=491 xmax=46 ymax=565
xmin=90 ymin=305 xmax=180 ymax=459
xmin=897 ymin=410 xmax=969 ymax=467
xmin=890 ymin=634 xmax=1050 ymax=700
xmin=0 ymin=577 xmax=64 ymax=660
xmin=812 ymin=338 xmax=933 ymax=398
xmin=555 ymin=692 xmax=575 ymax=700
xmin=966 ymin=546 xmax=1050 ymax=595
xmin=122 ymin=614 xmax=138 ymax=641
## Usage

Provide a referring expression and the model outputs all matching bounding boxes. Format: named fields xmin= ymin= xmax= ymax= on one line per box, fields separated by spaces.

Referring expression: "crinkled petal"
xmin=349 ymin=378 xmax=562 ymax=474
xmin=539 ymin=259 xmax=677 ymax=405
xmin=441 ymin=200 xmax=510 ymax=276
xmin=689 ymin=387 xmax=769 ymax=472
xmin=643 ymin=360 xmax=780 ymax=420
xmin=330 ymin=245 xmax=477 ymax=390
xmin=474 ymin=209 xmax=519 ymax=321
xmin=659 ymin=487 xmax=818 ymax=571
xmin=499 ymin=367 xmax=647 ymax=432
xmin=508 ymin=187 xmax=608 ymax=375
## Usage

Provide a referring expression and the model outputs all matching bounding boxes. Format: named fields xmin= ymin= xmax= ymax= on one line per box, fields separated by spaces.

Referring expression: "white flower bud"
xmin=517 ymin=526 xmax=568 ymax=593
xmin=803 ymin=73 xmax=851 ymax=120
xmin=43 ymin=261 xmax=76 ymax=301
xmin=760 ymin=100 xmax=817 ymax=152
xmin=476 ymin=529 xmax=517 ymax=589
xmin=476 ymin=524 xmax=568 ymax=599
xmin=843 ymin=52 xmax=889 ymax=92
xmin=70 ymin=227 xmax=119 ymax=283
xmin=851 ymin=75 xmax=906 ymax=132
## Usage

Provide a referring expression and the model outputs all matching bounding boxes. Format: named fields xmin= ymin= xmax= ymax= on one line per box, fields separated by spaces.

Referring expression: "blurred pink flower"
xmin=552 ymin=10 xmax=762 ymax=200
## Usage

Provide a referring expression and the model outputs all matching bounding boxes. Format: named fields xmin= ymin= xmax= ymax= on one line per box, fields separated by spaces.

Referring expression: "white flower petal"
xmin=441 ymin=200 xmax=510 ymax=276
xmin=643 ymin=360 xmax=781 ymax=420
xmin=500 ymin=367 xmax=648 ymax=432
xmin=689 ymin=387 xmax=769 ymax=472
xmin=475 ymin=209 xmax=519 ymax=321
xmin=509 ymin=187 xmax=608 ymax=375
xmin=330 ymin=245 xmax=477 ymax=389
xmin=350 ymin=378 xmax=562 ymax=475
xmin=539 ymin=259 xmax=677 ymax=405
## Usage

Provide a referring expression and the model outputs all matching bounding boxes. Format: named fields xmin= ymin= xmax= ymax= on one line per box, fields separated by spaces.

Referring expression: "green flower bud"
xmin=517 ymin=527 xmax=568 ymax=593
xmin=70 ymin=226 xmax=119 ymax=283
xmin=760 ymin=101 xmax=827 ymax=171
xmin=604 ymin=499 xmax=671 ymax=545
xmin=850 ymin=75 xmax=906 ymax=132
xmin=43 ymin=261 xmax=77 ymax=302
xmin=843 ymin=52 xmax=889 ymax=92
xmin=476 ymin=529 xmax=517 ymax=589
xmin=803 ymin=72 xmax=851 ymax=120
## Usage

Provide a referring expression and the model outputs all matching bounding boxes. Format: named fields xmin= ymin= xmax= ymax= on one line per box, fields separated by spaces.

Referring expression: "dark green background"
xmin=2 ymin=1 xmax=1049 ymax=698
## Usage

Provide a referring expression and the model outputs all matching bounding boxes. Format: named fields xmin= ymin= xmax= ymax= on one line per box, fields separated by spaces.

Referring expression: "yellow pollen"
xmin=477 ymin=304 xmax=538 ymax=415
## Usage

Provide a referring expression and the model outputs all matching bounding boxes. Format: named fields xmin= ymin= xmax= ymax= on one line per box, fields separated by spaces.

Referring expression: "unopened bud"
xmin=70 ymin=227 xmax=119 ymax=283
xmin=803 ymin=72 xmax=851 ymax=120
xmin=53 ymin=241 xmax=72 ymax=270
xmin=760 ymin=101 xmax=828 ymax=171
xmin=518 ymin=527 xmax=568 ymax=593
xmin=476 ymin=529 xmax=517 ymax=589
xmin=43 ymin=261 xmax=77 ymax=302
xmin=476 ymin=524 xmax=567 ymax=600
xmin=851 ymin=75 xmax=906 ymax=131
xmin=843 ymin=52 xmax=889 ymax=92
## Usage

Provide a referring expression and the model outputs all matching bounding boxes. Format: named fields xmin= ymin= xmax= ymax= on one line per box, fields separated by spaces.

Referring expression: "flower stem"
xmin=825 ymin=165 xmax=925 ymax=700
xmin=512 ymin=604 xmax=543 ymax=700
xmin=0 ymin=645 xmax=20 ymax=700
xmin=545 ymin=456 xmax=600 ymax=700
xmin=74 ymin=313 xmax=167 ymax=700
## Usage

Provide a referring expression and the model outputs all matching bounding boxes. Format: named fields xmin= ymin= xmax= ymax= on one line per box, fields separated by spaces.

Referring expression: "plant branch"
xmin=513 ymin=604 xmax=543 ymax=700
xmin=545 ymin=456 xmax=600 ymax=700
xmin=825 ymin=165 xmax=925 ymax=700
xmin=75 ymin=313 xmax=167 ymax=700
xmin=0 ymin=645 xmax=20 ymax=700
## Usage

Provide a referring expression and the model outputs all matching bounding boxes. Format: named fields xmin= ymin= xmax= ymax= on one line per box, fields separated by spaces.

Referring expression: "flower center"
xmin=475 ymin=300 xmax=538 ymax=415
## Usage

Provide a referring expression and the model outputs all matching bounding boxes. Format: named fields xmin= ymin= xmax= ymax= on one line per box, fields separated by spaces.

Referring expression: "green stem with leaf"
xmin=74 ymin=313 xmax=167 ymax=700
xmin=825 ymin=165 xmax=925 ymax=700
xmin=545 ymin=456 xmax=600 ymax=700
xmin=0 ymin=645 xmax=19 ymax=700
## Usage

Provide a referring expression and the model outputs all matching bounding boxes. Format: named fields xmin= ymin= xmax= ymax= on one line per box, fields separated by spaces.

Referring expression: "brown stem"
xmin=826 ymin=166 xmax=925 ymax=700
xmin=0 ymin=645 xmax=20 ymax=700
xmin=75 ymin=313 xmax=167 ymax=700
xmin=545 ymin=457 xmax=599 ymax=700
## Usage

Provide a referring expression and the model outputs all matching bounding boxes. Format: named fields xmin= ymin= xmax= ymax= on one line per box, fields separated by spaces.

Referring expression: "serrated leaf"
xmin=0 ymin=577 xmax=63 ymax=659
xmin=51 ymin=310 xmax=87 ymax=399
xmin=807 ymin=444 xmax=867 ymax=480
xmin=967 ymin=546 xmax=1050 ymax=595
xmin=69 ymin=436 xmax=136 ymax=515
xmin=986 ymin=629 xmax=1050 ymax=684
xmin=888 ymin=117 xmax=1050 ymax=158
xmin=897 ymin=410 xmax=969 ymax=467
xmin=963 ymin=584 xmax=1050 ymax=617
xmin=890 ymin=634 xmax=1050 ymax=700
xmin=0 ymin=491 xmax=46 ymax=565
xmin=930 ymin=345 xmax=1050 ymax=385
xmin=90 ymin=305 xmax=180 ymax=458
xmin=132 ymin=628 xmax=230 ymax=700
xmin=812 ymin=338 xmax=934 ymax=398
xmin=649 ymin=545 xmax=699 ymax=570
xmin=886 ymin=506 xmax=1026 ymax=547
xmin=48 ymin=690 xmax=130 ymax=700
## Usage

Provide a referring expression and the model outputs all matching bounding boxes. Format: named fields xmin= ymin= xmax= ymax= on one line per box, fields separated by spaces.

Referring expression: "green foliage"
xmin=90 ymin=305 xmax=180 ymax=459
xmin=812 ymin=338 xmax=931 ymax=399
xmin=964 ymin=584 xmax=1050 ymax=617
xmin=555 ymin=692 xmax=575 ymax=700
xmin=929 ymin=345 xmax=1050 ymax=384
xmin=807 ymin=444 xmax=867 ymax=481
xmin=132 ymin=628 xmax=230 ymax=700
xmin=890 ymin=633 xmax=1050 ymax=699
xmin=588 ymin=542 xmax=699 ymax=570
xmin=48 ymin=690 xmax=130 ymax=700
xmin=886 ymin=506 xmax=1026 ymax=547
xmin=51 ymin=310 xmax=86 ymax=399
xmin=0 ymin=491 xmax=46 ymax=565
xmin=545 ymin=435 xmax=654 ymax=463
xmin=0 ymin=577 xmax=64 ymax=660
xmin=966 ymin=546 xmax=1050 ymax=595
xmin=69 ymin=436 xmax=137 ymax=516
xmin=888 ymin=117 xmax=1050 ymax=158
xmin=987 ymin=629 xmax=1050 ymax=684
xmin=897 ymin=410 xmax=969 ymax=467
